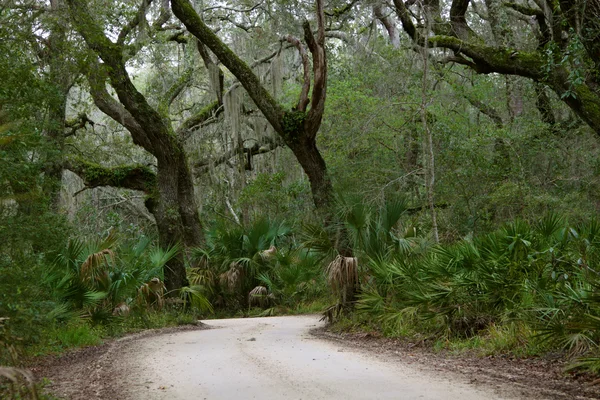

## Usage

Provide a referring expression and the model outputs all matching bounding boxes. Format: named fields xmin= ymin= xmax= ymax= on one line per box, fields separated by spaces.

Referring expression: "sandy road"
xmin=116 ymin=315 xmax=516 ymax=400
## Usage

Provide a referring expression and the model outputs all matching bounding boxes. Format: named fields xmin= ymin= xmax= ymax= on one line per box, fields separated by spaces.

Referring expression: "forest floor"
xmin=33 ymin=315 xmax=600 ymax=399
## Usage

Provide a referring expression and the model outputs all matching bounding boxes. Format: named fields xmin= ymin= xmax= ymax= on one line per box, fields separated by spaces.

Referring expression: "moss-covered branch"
xmin=394 ymin=0 xmax=600 ymax=135
xmin=65 ymin=159 xmax=157 ymax=193
xmin=172 ymin=0 xmax=285 ymax=133
xmin=64 ymin=113 xmax=94 ymax=137
xmin=67 ymin=0 xmax=176 ymax=157
xmin=158 ymin=67 xmax=194 ymax=117
xmin=86 ymin=64 xmax=153 ymax=150
xmin=176 ymin=100 xmax=221 ymax=136
xmin=503 ymin=2 xmax=544 ymax=17
xmin=172 ymin=0 xmax=337 ymax=218
xmin=428 ymin=35 xmax=544 ymax=78
xmin=194 ymin=137 xmax=284 ymax=173
xmin=324 ymin=0 xmax=359 ymax=18
xmin=117 ymin=0 xmax=154 ymax=46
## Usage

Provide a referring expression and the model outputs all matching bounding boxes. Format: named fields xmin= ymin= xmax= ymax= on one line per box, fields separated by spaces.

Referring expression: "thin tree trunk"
xmin=287 ymin=138 xmax=332 ymax=212
xmin=44 ymin=0 xmax=72 ymax=208
xmin=420 ymin=12 xmax=439 ymax=244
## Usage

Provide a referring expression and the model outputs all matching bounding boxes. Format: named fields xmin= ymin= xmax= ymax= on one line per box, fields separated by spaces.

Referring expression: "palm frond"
xmin=80 ymin=249 xmax=114 ymax=284
xmin=301 ymin=222 xmax=336 ymax=259
xmin=535 ymin=213 xmax=565 ymax=241
xmin=381 ymin=197 xmax=409 ymax=233
xmin=148 ymin=242 xmax=181 ymax=270
xmin=179 ymin=285 xmax=213 ymax=313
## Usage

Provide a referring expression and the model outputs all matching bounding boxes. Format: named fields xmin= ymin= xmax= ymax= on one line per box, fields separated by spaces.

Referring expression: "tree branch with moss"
xmin=172 ymin=0 xmax=339 ymax=219
xmin=392 ymin=0 xmax=600 ymax=135
xmin=65 ymin=159 xmax=157 ymax=194
xmin=194 ymin=136 xmax=284 ymax=173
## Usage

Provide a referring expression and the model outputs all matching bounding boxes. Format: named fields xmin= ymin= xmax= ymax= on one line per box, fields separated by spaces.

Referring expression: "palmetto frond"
xmin=80 ymin=249 xmax=114 ymax=284
xmin=326 ymin=255 xmax=359 ymax=293
xmin=148 ymin=242 xmax=181 ymax=271
xmin=179 ymin=285 xmax=213 ymax=313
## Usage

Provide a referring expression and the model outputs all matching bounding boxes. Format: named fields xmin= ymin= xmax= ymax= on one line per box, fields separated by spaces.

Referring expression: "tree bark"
xmin=373 ymin=2 xmax=400 ymax=49
xmin=67 ymin=0 xmax=204 ymax=292
xmin=43 ymin=0 xmax=73 ymax=208
xmin=287 ymin=137 xmax=332 ymax=212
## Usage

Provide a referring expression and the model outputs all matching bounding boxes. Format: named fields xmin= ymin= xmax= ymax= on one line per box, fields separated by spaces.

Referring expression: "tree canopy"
xmin=4 ymin=0 xmax=600 ymax=385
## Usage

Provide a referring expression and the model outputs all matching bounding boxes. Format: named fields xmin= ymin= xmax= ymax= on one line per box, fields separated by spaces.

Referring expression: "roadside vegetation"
xmin=3 ymin=0 xmax=600 ymax=397
xmin=319 ymin=202 xmax=600 ymax=375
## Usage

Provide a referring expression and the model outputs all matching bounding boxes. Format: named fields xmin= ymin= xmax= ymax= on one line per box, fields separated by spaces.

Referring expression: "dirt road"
xmin=110 ymin=315 xmax=519 ymax=400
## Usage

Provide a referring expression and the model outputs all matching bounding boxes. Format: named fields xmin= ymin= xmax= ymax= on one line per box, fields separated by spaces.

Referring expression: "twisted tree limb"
xmin=392 ymin=0 xmax=600 ymax=134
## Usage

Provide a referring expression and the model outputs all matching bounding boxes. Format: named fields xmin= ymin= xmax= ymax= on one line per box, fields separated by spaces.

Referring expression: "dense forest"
xmin=2 ymin=0 xmax=600 ymax=395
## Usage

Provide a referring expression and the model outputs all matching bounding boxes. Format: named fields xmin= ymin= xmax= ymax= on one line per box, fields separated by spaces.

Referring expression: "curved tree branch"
xmin=86 ymin=63 xmax=152 ymax=149
xmin=286 ymin=36 xmax=311 ymax=111
xmin=176 ymin=100 xmax=222 ymax=136
xmin=304 ymin=0 xmax=327 ymax=138
xmin=392 ymin=0 xmax=600 ymax=135
xmin=65 ymin=159 xmax=157 ymax=194
xmin=172 ymin=0 xmax=285 ymax=133
xmin=117 ymin=0 xmax=154 ymax=46
xmin=64 ymin=112 xmax=94 ymax=137
xmin=373 ymin=2 xmax=400 ymax=49
xmin=158 ymin=66 xmax=194 ymax=117
xmin=194 ymin=136 xmax=283 ymax=173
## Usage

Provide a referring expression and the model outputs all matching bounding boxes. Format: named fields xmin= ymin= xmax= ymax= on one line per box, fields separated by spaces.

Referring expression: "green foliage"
xmin=47 ymin=233 xmax=205 ymax=324
xmin=192 ymin=217 xmax=326 ymax=313
xmin=5 ymin=0 xmax=600 ymax=384
xmin=282 ymin=110 xmax=306 ymax=138
xmin=238 ymin=172 xmax=311 ymax=221
xmin=348 ymin=213 xmax=600 ymax=372
xmin=302 ymin=196 xmax=424 ymax=262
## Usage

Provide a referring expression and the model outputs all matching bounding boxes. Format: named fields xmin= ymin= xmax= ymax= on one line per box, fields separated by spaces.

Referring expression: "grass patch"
xmin=16 ymin=308 xmax=202 ymax=362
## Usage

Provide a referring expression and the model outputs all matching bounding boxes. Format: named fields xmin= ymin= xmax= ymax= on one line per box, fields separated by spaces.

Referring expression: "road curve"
xmin=117 ymin=315 xmax=515 ymax=400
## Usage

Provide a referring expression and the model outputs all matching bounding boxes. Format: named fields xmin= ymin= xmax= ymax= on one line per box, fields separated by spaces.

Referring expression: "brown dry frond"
xmin=326 ymin=255 xmax=359 ymax=292
xmin=326 ymin=256 xmax=360 ymax=306
xmin=218 ymin=272 xmax=228 ymax=290
xmin=136 ymin=278 xmax=166 ymax=309
xmin=112 ymin=302 xmax=130 ymax=316
xmin=80 ymin=249 xmax=115 ymax=283
xmin=189 ymin=268 xmax=215 ymax=287
xmin=248 ymin=285 xmax=269 ymax=308
xmin=259 ymin=245 xmax=277 ymax=261
xmin=220 ymin=263 xmax=243 ymax=293
xmin=0 ymin=366 xmax=38 ymax=399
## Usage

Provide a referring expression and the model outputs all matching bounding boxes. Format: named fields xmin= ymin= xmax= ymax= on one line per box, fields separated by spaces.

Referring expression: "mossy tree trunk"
xmin=36 ymin=0 xmax=75 ymax=208
xmin=66 ymin=0 xmax=205 ymax=292
xmin=392 ymin=0 xmax=600 ymax=135
xmin=172 ymin=0 xmax=352 ymax=255
xmin=171 ymin=0 xmax=352 ymax=256
xmin=171 ymin=0 xmax=332 ymax=210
